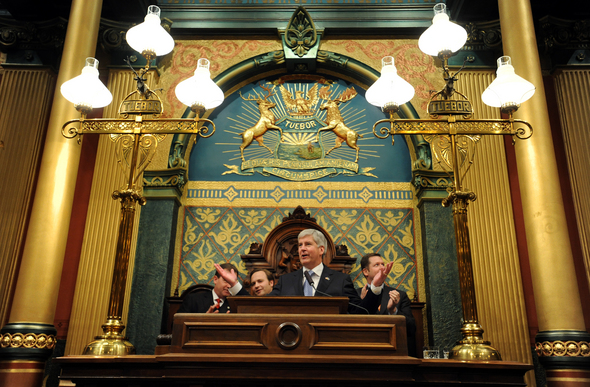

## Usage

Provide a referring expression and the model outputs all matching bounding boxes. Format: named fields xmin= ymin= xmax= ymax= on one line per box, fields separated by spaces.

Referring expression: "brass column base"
xmin=82 ymin=318 xmax=135 ymax=356
xmin=449 ymin=322 xmax=502 ymax=361
xmin=450 ymin=342 xmax=502 ymax=361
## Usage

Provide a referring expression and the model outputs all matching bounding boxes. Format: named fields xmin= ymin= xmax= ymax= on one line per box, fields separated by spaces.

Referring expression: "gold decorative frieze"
xmin=0 ymin=332 xmax=56 ymax=350
xmin=184 ymin=181 xmax=413 ymax=208
xmin=536 ymin=340 xmax=590 ymax=357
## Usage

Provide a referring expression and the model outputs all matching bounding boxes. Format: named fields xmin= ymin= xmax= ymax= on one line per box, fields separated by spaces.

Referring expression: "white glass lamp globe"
xmin=482 ymin=56 xmax=536 ymax=110
xmin=126 ymin=5 xmax=174 ymax=58
xmin=366 ymin=56 xmax=415 ymax=111
xmin=175 ymin=58 xmax=225 ymax=110
xmin=60 ymin=57 xmax=112 ymax=111
xmin=418 ymin=3 xmax=467 ymax=57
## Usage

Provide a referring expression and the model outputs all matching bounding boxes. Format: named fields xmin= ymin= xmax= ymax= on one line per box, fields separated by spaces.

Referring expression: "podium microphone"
xmin=304 ymin=270 xmax=369 ymax=314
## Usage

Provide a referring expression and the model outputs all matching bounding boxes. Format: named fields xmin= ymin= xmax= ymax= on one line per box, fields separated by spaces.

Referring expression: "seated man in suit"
xmin=217 ymin=228 xmax=392 ymax=314
xmin=358 ymin=252 xmax=417 ymax=356
xmin=250 ymin=268 xmax=275 ymax=296
xmin=177 ymin=262 xmax=248 ymax=314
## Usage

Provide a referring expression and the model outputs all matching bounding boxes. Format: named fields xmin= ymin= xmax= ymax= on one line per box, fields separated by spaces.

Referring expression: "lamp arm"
xmin=372 ymin=118 xmax=396 ymax=145
xmin=512 ymin=119 xmax=533 ymax=141
xmin=62 ymin=118 xmax=83 ymax=139
xmin=194 ymin=117 xmax=216 ymax=139
xmin=451 ymin=57 xmax=469 ymax=79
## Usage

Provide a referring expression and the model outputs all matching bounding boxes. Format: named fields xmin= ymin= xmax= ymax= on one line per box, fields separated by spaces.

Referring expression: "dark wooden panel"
xmin=57 ymin=355 xmax=532 ymax=387
xmin=228 ymin=296 xmax=348 ymax=314
xmin=170 ymin=313 xmax=408 ymax=357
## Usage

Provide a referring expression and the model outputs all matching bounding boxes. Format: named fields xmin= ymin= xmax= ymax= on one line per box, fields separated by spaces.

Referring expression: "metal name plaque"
xmin=428 ymin=100 xmax=473 ymax=115
xmin=120 ymin=100 xmax=162 ymax=115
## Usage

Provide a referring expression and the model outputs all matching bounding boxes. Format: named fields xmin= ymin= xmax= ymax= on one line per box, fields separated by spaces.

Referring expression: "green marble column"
xmin=417 ymin=183 xmax=462 ymax=351
xmin=126 ymin=182 xmax=181 ymax=354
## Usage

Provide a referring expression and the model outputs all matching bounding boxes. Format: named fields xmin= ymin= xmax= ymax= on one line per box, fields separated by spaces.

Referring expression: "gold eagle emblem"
xmin=280 ymin=84 xmax=319 ymax=115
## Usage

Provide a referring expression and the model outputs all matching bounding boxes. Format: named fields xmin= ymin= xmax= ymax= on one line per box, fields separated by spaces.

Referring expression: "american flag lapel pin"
xmin=325 ymin=277 xmax=330 ymax=281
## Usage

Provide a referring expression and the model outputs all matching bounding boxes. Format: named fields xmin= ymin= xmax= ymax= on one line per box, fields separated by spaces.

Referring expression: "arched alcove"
xmin=128 ymin=47 xmax=460 ymax=357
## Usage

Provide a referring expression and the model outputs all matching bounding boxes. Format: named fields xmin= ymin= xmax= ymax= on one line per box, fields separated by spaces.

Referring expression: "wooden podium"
xmin=158 ymin=297 xmax=408 ymax=359
xmin=227 ymin=295 xmax=349 ymax=314
xmin=57 ymin=297 xmax=532 ymax=386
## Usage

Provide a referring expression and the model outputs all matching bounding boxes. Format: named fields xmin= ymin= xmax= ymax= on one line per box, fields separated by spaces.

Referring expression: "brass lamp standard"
xmin=60 ymin=5 xmax=224 ymax=355
xmin=368 ymin=3 xmax=535 ymax=361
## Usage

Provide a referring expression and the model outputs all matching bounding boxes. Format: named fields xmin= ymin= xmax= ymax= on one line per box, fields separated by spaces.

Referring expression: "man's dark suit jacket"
xmin=268 ymin=265 xmax=380 ymax=314
xmin=177 ymin=287 xmax=248 ymax=314
xmin=357 ymin=285 xmax=417 ymax=356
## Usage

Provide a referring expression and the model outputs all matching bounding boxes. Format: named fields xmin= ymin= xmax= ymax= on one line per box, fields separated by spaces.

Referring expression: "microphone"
xmin=304 ymin=270 xmax=316 ymax=288
xmin=304 ymin=270 xmax=369 ymax=314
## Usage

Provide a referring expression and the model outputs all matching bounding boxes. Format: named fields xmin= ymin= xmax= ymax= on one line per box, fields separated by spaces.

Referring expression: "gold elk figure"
xmin=316 ymin=85 xmax=363 ymax=163
xmin=239 ymin=83 xmax=284 ymax=161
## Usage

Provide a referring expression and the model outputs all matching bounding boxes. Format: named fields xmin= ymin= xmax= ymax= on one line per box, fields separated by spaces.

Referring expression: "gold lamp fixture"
xmin=368 ymin=3 xmax=535 ymax=361
xmin=60 ymin=5 xmax=224 ymax=355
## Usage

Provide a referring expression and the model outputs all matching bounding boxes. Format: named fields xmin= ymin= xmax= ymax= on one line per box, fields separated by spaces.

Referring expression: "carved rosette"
xmin=540 ymin=16 xmax=590 ymax=53
xmin=462 ymin=20 xmax=503 ymax=51
xmin=97 ymin=19 xmax=133 ymax=53
xmin=0 ymin=17 xmax=67 ymax=50
xmin=284 ymin=6 xmax=317 ymax=58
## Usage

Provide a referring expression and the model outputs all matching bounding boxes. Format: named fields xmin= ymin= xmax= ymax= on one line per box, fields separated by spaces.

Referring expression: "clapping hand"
xmin=372 ymin=261 xmax=393 ymax=287
xmin=206 ymin=304 xmax=230 ymax=314
xmin=360 ymin=284 xmax=369 ymax=299
xmin=206 ymin=304 xmax=219 ymax=314
xmin=214 ymin=263 xmax=238 ymax=286
xmin=387 ymin=289 xmax=400 ymax=314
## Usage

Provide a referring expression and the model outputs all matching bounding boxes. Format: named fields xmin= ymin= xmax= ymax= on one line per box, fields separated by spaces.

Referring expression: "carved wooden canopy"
xmin=240 ymin=206 xmax=356 ymax=276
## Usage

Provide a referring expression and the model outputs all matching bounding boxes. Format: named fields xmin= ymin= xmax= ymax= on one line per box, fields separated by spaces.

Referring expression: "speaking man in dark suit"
xmin=358 ymin=252 xmax=417 ymax=356
xmin=177 ymin=262 xmax=248 ymax=314
xmin=266 ymin=229 xmax=391 ymax=314
xmin=216 ymin=229 xmax=392 ymax=314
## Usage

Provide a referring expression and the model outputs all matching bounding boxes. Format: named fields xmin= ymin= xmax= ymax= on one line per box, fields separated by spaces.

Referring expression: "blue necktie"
xmin=304 ymin=270 xmax=314 ymax=296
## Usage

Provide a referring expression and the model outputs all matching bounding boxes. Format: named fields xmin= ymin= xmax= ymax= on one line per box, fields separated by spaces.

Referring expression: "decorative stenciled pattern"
xmin=160 ymin=40 xmax=282 ymax=119
xmin=187 ymin=185 xmax=412 ymax=204
xmin=318 ymin=40 xmax=440 ymax=113
xmin=0 ymin=332 xmax=56 ymax=349
xmin=178 ymin=206 xmax=417 ymax=300
xmin=535 ymin=340 xmax=590 ymax=357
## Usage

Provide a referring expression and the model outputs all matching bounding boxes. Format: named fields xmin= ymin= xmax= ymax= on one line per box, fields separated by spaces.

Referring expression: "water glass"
xmin=423 ymin=346 xmax=440 ymax=359
xmin=442 ymin=348 xmax=450 ymax=359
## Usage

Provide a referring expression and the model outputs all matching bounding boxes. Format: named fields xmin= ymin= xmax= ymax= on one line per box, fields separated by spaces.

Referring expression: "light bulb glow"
xmin=175 ymin=58 xmax=225 ymax=110
xmin=482 ymin=56 xmax=536 ymax=108
xmin=366 ymin=56 xmax=415 ymax=109
xmin=60 ymin=57 xmax=112 ymax=109
xmin=418 ymin=3 xmax=467 ymax=57
xmin=126 ymin=5 xmax=174 ymax=57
